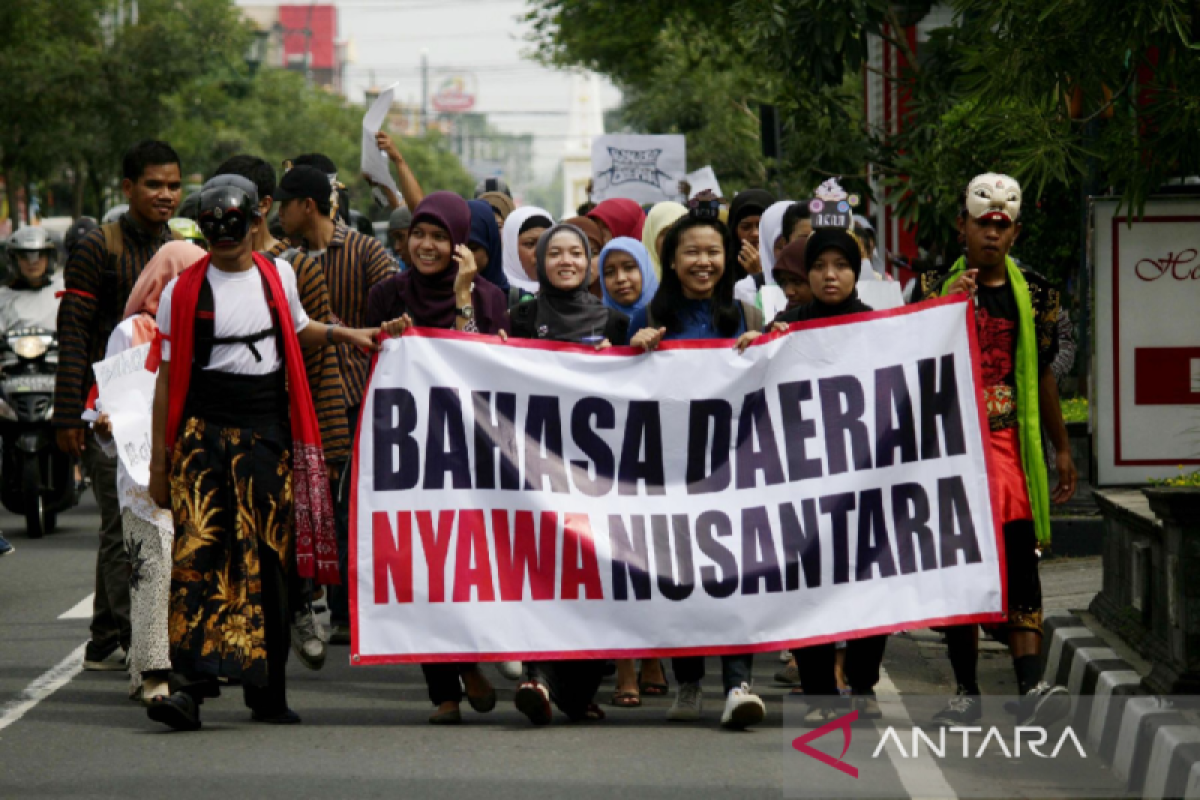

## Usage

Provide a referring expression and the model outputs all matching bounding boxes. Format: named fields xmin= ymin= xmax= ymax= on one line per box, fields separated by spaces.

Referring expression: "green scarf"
xmin=942 ymin=256 xmax=1051 ymax=545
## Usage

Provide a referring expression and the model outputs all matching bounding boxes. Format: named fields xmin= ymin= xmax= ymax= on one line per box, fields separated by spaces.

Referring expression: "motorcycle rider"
xmin=0 ymin=226 xmax=64 ymax=332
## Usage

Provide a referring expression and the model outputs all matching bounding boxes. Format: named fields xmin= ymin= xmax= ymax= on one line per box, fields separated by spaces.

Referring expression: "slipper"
xmin=515 ymin=681 xmax=553 ymax=726
xmin=611 ymin=690 xmax=642 ymax=708
xmin=146 ymin=691 xmax=201 ymax=731
xmin=638 ymin=665 xmax=669 ymax=696
xmin=571 ymin=703 xmax=606 ymax=722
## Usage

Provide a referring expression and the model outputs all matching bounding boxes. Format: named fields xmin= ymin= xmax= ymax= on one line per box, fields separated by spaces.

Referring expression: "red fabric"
xmin=988 ymin=427 xmax=1032 ymax=525
xmin=57 ymin=288 xmax=96 ymax=301
xmin=587 ymin=199 xmax=647 ymax=240
xmin=165 ymin=253 xmax=339 ymax=584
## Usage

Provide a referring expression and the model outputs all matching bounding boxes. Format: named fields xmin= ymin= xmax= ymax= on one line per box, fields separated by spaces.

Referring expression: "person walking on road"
xmin=54 ymin=139 xmax=184 ymax=672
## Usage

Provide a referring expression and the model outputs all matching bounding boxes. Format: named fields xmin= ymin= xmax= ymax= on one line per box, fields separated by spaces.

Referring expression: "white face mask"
xmin=966 ymin=173 xmax=1022 ymax=223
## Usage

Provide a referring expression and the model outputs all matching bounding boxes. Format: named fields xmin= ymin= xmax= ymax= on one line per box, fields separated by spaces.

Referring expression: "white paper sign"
xmin=591 ymin=134 xmax=686 ymax=205
xmin=351 ymin=297 xmax=1002 ymax=664
xmin=686 ymin=166 xmax=722 ymax=199
xmin=361 ymin=83 xmax=400 ymax=197
xmin=93 ymin=344 xmax=156 ymax=486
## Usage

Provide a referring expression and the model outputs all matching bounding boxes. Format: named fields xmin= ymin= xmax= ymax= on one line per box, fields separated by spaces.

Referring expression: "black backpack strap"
xmin=753 ymin=272 xmax=766 ymax=290
xmin=192 ymin=267 xmax=283 ymax=369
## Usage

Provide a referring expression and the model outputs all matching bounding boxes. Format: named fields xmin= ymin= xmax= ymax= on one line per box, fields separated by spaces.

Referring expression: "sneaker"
xmin=1017 ymin=682 xmax=1069 ymax=727
xmin=802 ymin=699 xmax=842 ymax=726
xmin=514 ymin=680 xmax=553 ymax=726
xmin=496 ymin=661 xmax=523 ymax=681
xmin=852 ymin=692 xmax=882 ymax=720
xmin=83 ymin=641 xmax=126 ymax=672
xmin=720 ymin=682 xmax=765 ymax=730
xmin=290 ymin=608 xmax=327 ymax=671
xmin=932 ymin=689 xmax=982 ymax=727
xmin=0 ymin=534 xmax=14 ymax=557
xmin=666 ymin=681 xmax=703 ymax=722
xmin=328 ymin=623 xmax=350 ymax=646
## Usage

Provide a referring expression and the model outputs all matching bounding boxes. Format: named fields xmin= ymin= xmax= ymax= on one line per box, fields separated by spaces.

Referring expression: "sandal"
xmin=611 ymin=690 xmax=642 ymax=708
xmin=638 ymin=663 xmax=669 ymax=696
xmin=514 ymin=680 xmax=553 ymax=726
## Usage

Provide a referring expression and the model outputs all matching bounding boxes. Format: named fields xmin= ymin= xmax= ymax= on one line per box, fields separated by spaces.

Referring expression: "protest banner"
xmin=92 ymin=343 xmax=156 ymax=486
xmin=351 ymin=296 xmax=1004 ymax=665
xmin=591 ymin=134 xmax=686 ymax=205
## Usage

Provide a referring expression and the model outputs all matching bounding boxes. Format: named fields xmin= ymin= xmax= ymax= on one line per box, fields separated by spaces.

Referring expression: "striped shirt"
xmin=302 ymin=223 xmax=395 ymax=409
xmin=268 ymin=242 xmax=351 ymax=464
xmin=54 ymin=215 xmax=173 ymax=428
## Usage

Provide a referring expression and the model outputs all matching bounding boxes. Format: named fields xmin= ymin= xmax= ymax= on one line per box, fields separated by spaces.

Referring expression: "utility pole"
xmin=420 ymin=49 xmax=429 ymax=134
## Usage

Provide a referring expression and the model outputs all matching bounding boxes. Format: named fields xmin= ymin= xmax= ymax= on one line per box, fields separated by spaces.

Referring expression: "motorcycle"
xmin=0 ymin=326 xmax=82 ymax=537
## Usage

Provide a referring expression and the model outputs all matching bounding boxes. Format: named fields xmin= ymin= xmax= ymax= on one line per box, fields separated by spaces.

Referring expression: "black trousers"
xmin=526 ymin=660 xmax=607 ymax=719
xmin=421 ymin=663 xmax=477 ymax=706
xmin=794 ymin=634 xmax=889 ymax=696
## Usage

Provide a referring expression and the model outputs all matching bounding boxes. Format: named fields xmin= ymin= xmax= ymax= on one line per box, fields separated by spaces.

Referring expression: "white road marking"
xmin=57 ymin=593 xmax=94 ymax=620
xmin=0 ymin=643 xmax=86 ymax=734
xmin=876 ymin=666 xmax=959 ymax=799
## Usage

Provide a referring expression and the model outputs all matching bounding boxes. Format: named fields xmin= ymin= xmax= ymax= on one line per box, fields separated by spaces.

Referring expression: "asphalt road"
xmin=0 ymin=495 xmax=1122 ymax=800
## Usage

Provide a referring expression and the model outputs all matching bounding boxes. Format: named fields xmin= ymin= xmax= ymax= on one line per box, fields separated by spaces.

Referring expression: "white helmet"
xmin=7 ymin=226 xmax=58 ymax=277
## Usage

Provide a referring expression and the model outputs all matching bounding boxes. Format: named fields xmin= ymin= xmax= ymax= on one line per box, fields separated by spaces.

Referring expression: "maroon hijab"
xmin=587 ymin=199 xmax=646 ymax=240
xmin=367 ymin=191 xmax=508 ymax=333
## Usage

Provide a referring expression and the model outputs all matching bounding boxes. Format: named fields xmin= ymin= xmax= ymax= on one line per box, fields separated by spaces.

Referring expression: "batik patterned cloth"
xmin=167 ymin=417 xmax=292 ymax=687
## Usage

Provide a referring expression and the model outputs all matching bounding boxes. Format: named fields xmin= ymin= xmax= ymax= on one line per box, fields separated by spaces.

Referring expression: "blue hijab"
xmin=467 ymin=199 xmax=508 ymax=291
xmin=598 ymin=237 xmax=658 ymax=316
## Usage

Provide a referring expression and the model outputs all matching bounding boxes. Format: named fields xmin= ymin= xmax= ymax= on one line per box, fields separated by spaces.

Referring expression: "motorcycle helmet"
xmin=64 ymin=216 xmax=99 ymax=257
xmin=197 ymin=175 xmax=260 ymax=248
xmin=7 ymin=226 xmax=58 ymax=279
xmin=176 ymin=192 xmax=201 ymax=221
xmin=102 ymin=204 xmax=129 ymax=224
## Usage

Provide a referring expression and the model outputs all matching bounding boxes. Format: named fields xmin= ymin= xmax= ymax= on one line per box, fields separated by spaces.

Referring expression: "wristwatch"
xmin=456 ymin=305 xmax=474 ymax=320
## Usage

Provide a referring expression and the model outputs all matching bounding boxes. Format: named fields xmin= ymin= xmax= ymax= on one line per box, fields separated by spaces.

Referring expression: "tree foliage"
xmin=527 ymin=0 xmax=1200 ymax=283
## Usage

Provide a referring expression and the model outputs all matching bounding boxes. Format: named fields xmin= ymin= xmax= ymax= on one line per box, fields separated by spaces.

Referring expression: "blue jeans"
xmin=672 ymin=653 xmax=754 ymax=694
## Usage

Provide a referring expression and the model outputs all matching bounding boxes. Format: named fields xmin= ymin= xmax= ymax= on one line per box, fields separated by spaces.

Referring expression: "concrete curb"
xmin=1040 ymin=609 xmax=1200 ymax=799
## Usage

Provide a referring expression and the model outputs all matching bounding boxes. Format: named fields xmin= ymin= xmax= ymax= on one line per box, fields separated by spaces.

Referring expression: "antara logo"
xmin=792 ymin=711 xmax=1087 ymax=777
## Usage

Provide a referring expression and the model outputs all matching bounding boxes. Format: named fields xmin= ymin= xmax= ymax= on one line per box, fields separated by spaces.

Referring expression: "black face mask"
xmin=198 ymin=207 xmax=251 ymax=246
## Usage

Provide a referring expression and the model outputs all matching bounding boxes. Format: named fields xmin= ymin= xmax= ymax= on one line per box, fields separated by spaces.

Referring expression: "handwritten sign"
xmin=93 ymin=344 xmax=156 ymax=486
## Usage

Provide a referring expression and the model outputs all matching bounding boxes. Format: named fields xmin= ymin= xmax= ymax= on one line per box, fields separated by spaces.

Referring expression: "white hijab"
xmin=501 ymin=206 xmax=553 ymax=295
xmin=734 ymin=200 xmax=794 ymax=305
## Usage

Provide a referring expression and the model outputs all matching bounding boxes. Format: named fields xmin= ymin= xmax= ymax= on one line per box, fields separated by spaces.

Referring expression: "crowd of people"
xmin=0 ymin=133 xmax=1079 ymax=735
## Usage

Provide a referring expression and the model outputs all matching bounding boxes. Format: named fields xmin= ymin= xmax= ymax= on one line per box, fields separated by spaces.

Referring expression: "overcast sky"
xmin=238 ymin=0 xmax=623 ymax=183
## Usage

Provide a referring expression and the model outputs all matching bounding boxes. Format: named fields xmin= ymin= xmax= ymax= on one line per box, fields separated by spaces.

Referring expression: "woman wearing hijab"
xmin=500 ymin=206 xmax=554 ymax=299
xmin=726 ymin=188 xmax=775 ymax=281
xmin=562 ymin=215 xmax=605 ymax=298
xmin=367 ymin=191 xmax=509 ymax=340
xmin=479 ymin=190 xmax=515 ymax=230
xmin=586 ymin=198 xmax=646 ymax=245
xmin=771 ymin=236 xmax=814 ymax=309
xmin=467 ymin=199 xmax=508 ymax=292
xmin=505 ymin=223 xmax=625 ymax=726
xmin=734 ymin=199 xmax=794 ymax=317
xmin=627 ymin=202 xmax=767 ymax=731
xmin=364 ymin=192 xmax=508 ymax=724
xmin=598 ymin=237 xmax=658 ymax=319
xmin=509 ymin=223 xmax=629 ymax=346
xmin=92 ymin=240 xmax=206 ymax=706
xmin=640 ymin=201 xmax=687 ymax=279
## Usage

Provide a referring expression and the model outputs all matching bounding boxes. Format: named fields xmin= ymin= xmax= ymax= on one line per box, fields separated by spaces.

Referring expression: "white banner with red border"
xmin=350 ymin=296 xmax=1004 ymax=665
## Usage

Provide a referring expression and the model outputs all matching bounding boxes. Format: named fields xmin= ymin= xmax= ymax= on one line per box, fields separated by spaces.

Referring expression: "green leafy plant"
xmin=1149 ymin=467 xmax=1200 ymax=488
xmin=1060 ymin=397 xmax=1089 ymax=424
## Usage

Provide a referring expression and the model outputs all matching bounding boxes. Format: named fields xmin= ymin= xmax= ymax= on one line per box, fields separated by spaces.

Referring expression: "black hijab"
xmin=773 ymin=228 xmax=872 ymax=324
xmin=532 ymin=223 xmax=613 ymax=343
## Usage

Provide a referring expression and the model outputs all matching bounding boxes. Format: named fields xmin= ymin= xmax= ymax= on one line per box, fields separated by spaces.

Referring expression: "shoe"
xmin=429 ymin=706 xmax=463 ymax=725
xmin=250 ymin=707 xmax=302 ymax=725
xmin=802 ymin=701 xmax=842 ymax=726
xmin=462 ymin=667 xmax=497 ymax=713
xmin=328 ymin=624 xmax=350 ymax=645
xmin=515 ymin=680 xmax=553 ymax=726
xmin=496 ymin=661 xmax=523 ymax=681
xmin=290 ymin=608 xmax=327 ymax=671
xmin=852 ymin=692 xmax=882 ymax=720
xmin=774 ymin=663 xmax=801 ymax=685
xmin=146 ymin=691 xmax=201 ymax=731
xmin=666 ymin=681 xmax=703 ymax=722
xmin=140 ymin=677 xmax=171 ymax=708
xmin=932 ymin=689 xmax=982 ymax=727
xmin=0 ymin=534 xmax=14 ymax=556
xmin=720 ymin=682 xmax=765 ymax=730
xmin=83 ymin=641 xmax=126 ymax=672
xmin=1017 ymin=682 xmax=1069 ymax=727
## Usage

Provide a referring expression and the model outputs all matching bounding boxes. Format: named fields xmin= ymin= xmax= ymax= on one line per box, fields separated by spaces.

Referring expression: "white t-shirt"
xmin=157 ymin=259 xmax=309 ymax=375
